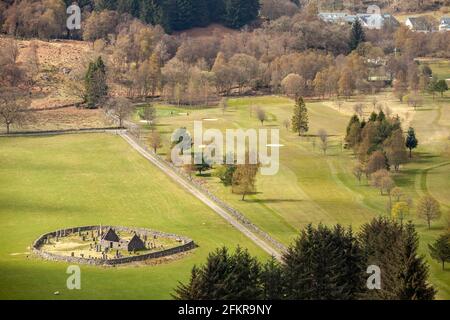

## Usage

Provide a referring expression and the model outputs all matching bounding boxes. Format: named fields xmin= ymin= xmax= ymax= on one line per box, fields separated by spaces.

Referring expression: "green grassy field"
xmin=417 ymin=59 xmax=450 ymax=81
xmin=0 ymin=134 xmax=266 ymax=299
xmin=141 ymin=91 xmax=450 ymax=299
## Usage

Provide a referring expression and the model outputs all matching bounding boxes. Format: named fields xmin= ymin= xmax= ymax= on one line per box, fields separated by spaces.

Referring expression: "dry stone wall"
xmin=32 ymin=225 xmax=195 ymax=266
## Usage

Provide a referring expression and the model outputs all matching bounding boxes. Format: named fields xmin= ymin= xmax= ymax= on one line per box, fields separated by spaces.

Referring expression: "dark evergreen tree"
xmin=159 ymin=0 xmax=177 ymax=33
xmin=172 ymin=0 xmax=195 ymax=30
xmin=192 ymin=0 xmax=210 ymax=27
xmin=117 ymin=0 xmax=140 ymax=17
xmin=172 ymin=266 xmax=204 ymax=299
xmin=349 ymin=19 xmax=365 ymax=52
xmin=281 ymin=224 xmax=314 ymax=299
xmin=332 ymin=225 xmax=366 ymax=299
xmin=360 ymin=217 xmax=407 ymax=299
xmin=223 ymin=0 xmax=260 ymax=29
xmin=360 ymin=217 xmax=436 ymax=300
xmin=260 ymin=256 xmax=283 ymax=300
xmin=428 ymin=233 xmax=450 ymax=271
xmin=140 ymin=0 xmax=162 ymax=25
xmin=173 ymin=247 xmax=262 ymax=300
xmin=369 ymin=112 xmax=377 ymax=122
xmin=84 ymin=57 xmax=108 ymax=109
xmin=345 ymin=114 xmax=360 ymax=137
xmin=207 ymin=0 xmax=226 ymax=23
xmin=94 ymin=0 xmax=118 ymax=10
xmin=405 ymin=127 xmax=418 ymax=158
xmin=222 ymin=247 xmax=262 ymax=299
xmin=283 ymin=224 xmax=365 ymax=299
xmin=398 ymin=223 xmax=436 ymax=300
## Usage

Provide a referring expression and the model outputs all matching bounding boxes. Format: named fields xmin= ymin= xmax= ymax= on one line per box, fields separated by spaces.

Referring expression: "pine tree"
xmin=171 ymin=0 xmax=195 ymax=30
xmin=359 ymin=217 xmax=405 ymax=299
xmin=345 ymin=114 xmax=361 ymax=146
xmin=282 ymin=224 xmax=315 ymax=299
xmin=261 ymin=256 xmax=283 ymax=300
xmin=405 ymin=127 xmax=418 ymax=158
xmin=117 ymin=0 xmax=140 ymax=17
xmin=429 ymin=233 xmax=450 ymax=270
xmin=140 ymin=0 xmax=161 ymax=25
xmin=332 ymin=225 xmax=366 ymax=299
xmin=222 ymin=247 xmax=262 ymax=299
xmin=360 ymin=217 xmax=436 ymax=300
xmin=192 ymin=0 xmax=210 ymax=27
xmin=173 ymin=247 xmax=263 ymax=300
xmin=349 ymin=19 xmax=365 ymax=52
xmin=172 ymin=266 xmax=204 ymax=299
xmin=398 ymin=223 xmax=436 ymax=300
xmin=283 ymin=224 xmax=365 ymax=300
xmin=207 ymin=0 xmax=226 ymax=22
xmin=291 ymin=97 xmax=309 ymax=136
xmin=84 ymin=57 xmax=108 ymax=109
xmin=223 ymin=0 xmax=259 ymax=29
xmin=94 ymin=0 xmax=118 ymax=11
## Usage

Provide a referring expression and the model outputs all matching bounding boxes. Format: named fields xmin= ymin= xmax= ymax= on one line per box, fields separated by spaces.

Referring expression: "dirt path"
xmin=119 ymin=132 xmax=283 ymax=260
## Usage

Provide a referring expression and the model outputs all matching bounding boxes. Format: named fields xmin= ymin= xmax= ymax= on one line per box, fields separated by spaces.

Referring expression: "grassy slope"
xmin=145 ymin=91 xmax=450 ymax=299
xmin=0 ymin=134 xmax=266 ymax=300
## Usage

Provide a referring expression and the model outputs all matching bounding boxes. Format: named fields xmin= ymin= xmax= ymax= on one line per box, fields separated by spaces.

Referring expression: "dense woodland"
xmin=2 ymin=1 xmax=449 ymax=108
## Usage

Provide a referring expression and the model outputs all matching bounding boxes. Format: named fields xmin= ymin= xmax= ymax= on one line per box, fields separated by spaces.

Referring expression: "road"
xmin=119 ymin=132 xmax=283 ymax=260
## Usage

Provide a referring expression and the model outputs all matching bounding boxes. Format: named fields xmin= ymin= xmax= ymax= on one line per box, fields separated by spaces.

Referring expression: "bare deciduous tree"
xmin=256 ymin=107 xmax=267 ymax=126
xmin=142 ymin=104 xmax=157 ymax=131
xmin=105 ymin=97 xmax=134 ymax=127
xmin=353 ymin=103 xmax=365 ymax=118
xmin=318 ymin=129 xmax=329 ymax=155
xmin=148 ymin=131 xmax=162 ymax=153
xmin=0 ymin=88 xmax=32 ymax=134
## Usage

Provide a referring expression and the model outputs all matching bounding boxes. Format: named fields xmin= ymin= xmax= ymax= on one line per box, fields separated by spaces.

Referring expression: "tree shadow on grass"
xmin=409 ymin=152 xmax=440 ymax=165
xmin=393 ymin=170 xmax=419 ymax=188
xmin=244 ymin=198 xmax=303 ymax=204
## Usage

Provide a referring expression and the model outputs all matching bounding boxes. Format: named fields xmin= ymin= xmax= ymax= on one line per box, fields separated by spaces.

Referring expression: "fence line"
xmin=109 ymin=112 xmax=287 ymax=255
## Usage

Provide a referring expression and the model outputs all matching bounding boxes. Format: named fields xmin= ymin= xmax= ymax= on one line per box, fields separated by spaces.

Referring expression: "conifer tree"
xmin=291 ymin=97 xmax=309 ymax=136
xmin=222 ymin=247 xmax=262 ymax=299
xmin=85 ymin=57 xmax=108 ymax=109
xmin=429 ymin=233 xmax=450 ymax=270
xmin=398 ymin=223 xmax=436 ymax=300
xmin=223 ymin=0 xmax=259 ymax=28
xmin=192 ymin=0 xmax=210 ymax=27
xmin=360 ymin=217 xmax=436 ymax=300
xmin=261 ymin=256 xmax=283 ymax=300
xmin=349 ymin=19 xmax=365 ymax=52
xmin=405 ymin=127 xmax=418 ymax=158
xmin=173 ymin=247 xmax=262 ymax=300
xmin=207 ymin=0 xmax=226 ymax=22
xmin=95 ymin=0 xmax=118 ymax=10
xmin=117 ymin=0 xmax=140 ymax=16
xmin=283 ymin=224 xmax=365 ymax=300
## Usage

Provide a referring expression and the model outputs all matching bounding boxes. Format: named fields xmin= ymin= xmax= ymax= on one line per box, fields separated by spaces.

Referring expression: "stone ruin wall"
xmin=32 ymin=225 xmax=195 ymax=266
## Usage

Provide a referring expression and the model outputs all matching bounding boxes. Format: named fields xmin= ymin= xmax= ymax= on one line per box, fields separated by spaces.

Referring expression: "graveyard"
xmin=34 ymin=226 xmax=193 ymax=265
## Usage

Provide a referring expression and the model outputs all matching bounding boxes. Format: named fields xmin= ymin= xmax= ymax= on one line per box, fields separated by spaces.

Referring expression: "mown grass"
xmin=0 ymin=133 xmax=266 ymax=299
xmin=145 ymin=90 xmax=450 ymax=299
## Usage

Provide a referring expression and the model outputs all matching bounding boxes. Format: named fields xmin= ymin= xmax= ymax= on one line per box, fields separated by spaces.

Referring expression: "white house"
xmin=318 ymin=12 xmax=399 ymax=30
xmin=439 ymin=17 xmax=450 ymax=31
xmin=405 ymin=16 xmax=435 ymax=33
